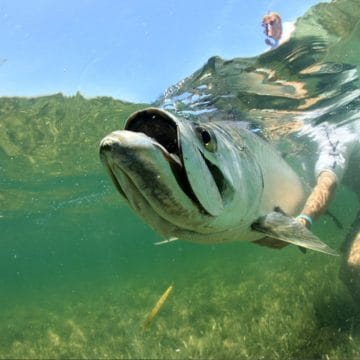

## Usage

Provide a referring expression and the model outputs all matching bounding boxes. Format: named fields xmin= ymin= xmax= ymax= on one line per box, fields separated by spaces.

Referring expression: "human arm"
xmin=296 ymin=170 xmax=337 ymax=228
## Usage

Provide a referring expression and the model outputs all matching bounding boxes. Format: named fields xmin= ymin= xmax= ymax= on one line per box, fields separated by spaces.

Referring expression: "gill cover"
xmin=178 ymin=121 xmax=224 ymax=216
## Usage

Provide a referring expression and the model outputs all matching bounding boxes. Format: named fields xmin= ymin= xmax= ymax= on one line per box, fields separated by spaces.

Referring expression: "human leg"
xmin=340 ymin=210 xmax=360 ymax=305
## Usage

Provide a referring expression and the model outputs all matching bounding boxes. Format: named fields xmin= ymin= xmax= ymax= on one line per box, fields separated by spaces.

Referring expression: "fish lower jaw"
xmin=103 ymin=160 xmax=207 ymax=230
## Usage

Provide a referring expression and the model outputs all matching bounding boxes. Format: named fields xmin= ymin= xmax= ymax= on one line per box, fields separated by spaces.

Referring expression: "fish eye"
xmin=196 ymin=127 xmax=217 ymax=152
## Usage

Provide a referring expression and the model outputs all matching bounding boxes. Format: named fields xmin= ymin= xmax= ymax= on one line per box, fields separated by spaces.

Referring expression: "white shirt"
xmin=313 ymin=123 xmax=359 ymax=183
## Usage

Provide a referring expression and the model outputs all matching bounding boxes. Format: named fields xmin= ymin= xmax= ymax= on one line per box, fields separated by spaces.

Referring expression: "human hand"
xmin=296 ymin=214 xmax=312 ymax=229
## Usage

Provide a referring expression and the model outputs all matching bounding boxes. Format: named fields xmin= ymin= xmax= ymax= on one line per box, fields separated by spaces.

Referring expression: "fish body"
xmin=100 ymin=107 xmax=337 ymax=255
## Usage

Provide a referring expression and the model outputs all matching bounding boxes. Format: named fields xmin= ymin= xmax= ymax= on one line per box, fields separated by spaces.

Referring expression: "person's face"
xmin=263 ymin=16 xmax=282 ymax=40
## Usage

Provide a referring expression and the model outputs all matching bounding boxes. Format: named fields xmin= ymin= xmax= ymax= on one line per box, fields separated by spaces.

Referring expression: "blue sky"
xmin=0 ymin=0 xmax=323 ymax=103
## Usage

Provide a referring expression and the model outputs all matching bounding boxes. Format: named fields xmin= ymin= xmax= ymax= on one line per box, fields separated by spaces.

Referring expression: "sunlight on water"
xmin=1 ymin=0 xmax=360 ymax=358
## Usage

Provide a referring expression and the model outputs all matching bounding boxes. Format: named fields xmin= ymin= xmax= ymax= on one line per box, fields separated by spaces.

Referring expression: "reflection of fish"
xmin=99 ymin=107 xmax=337 ymax=255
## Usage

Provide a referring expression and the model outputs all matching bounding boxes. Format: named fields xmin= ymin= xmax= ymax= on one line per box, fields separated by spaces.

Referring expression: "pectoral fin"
xmin=252 ymin=211 xmax=338 ymax=256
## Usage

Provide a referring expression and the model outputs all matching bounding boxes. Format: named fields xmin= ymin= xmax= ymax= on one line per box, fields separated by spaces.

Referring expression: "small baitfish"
xmin=99 ymin=107 xmax=337 ymax=256
xmin=143 ymin=284 xmax=174 ymax=330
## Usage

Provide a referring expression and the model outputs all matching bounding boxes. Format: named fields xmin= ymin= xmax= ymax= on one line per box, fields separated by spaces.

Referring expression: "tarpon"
xmin=99 ymin=107 xmax=337 ymax=255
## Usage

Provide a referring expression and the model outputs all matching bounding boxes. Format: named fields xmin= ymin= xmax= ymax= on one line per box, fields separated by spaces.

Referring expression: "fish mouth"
xmin=124 ymin=108 xmax=198 ymax=204
xmin=99 ymin=108 xmax=212 ymax=215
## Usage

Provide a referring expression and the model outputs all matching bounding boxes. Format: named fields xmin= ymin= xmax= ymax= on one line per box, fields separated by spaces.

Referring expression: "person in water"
xmin=296 ymin=123 xmax=360 ymax=303
xmin=257 ymin=120 xmax=360 ymax=303
xmin=262 ymin=12 xmax=283 ymax=49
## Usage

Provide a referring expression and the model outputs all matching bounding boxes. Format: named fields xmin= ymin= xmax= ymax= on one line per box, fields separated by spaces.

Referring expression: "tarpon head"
xmin=99 ymin=107 xmax=264 ymax=243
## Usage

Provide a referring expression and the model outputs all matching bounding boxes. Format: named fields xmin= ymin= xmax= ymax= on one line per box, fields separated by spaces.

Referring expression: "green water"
xmin=2 ymin=0 xmax=360 ymax=358
xmin=1 ymin=191 xmax=360 ymax=359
